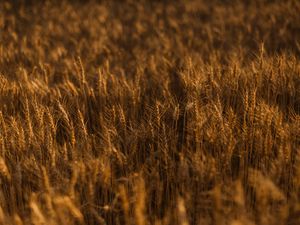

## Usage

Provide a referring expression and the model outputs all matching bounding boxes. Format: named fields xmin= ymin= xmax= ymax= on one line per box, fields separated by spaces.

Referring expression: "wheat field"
xmin=0 ymin=0 xmax=300 ymax=224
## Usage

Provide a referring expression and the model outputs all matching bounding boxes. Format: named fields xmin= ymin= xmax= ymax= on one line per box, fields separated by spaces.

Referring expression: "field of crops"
xmin=1 ymin=1 xmax=300 ymax=224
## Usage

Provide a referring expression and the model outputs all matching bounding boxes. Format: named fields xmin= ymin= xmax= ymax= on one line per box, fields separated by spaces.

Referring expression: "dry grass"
xmin=0 ymin=0 xmax=300 ymax=224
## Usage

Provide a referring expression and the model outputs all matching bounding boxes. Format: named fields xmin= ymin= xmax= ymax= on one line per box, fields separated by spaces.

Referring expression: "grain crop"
xmin=0 ymin=1 xmax=300 ymax=224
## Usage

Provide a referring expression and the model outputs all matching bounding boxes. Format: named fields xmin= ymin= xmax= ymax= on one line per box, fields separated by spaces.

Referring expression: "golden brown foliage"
xmin=0 ymin=0 xmax=300 ymax=224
